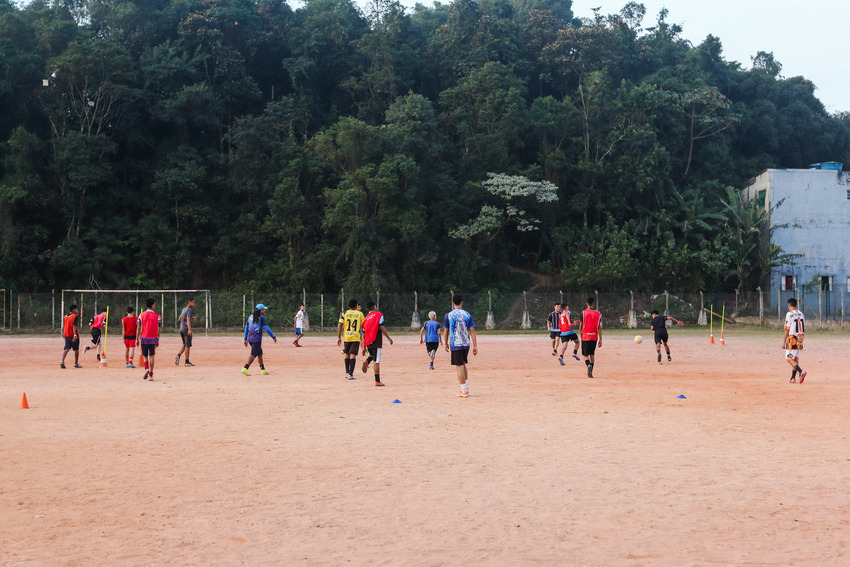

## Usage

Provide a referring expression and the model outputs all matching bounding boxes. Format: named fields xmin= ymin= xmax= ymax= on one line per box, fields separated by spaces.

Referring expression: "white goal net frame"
xmin=61 ymin=289 xmax=212 ymax=336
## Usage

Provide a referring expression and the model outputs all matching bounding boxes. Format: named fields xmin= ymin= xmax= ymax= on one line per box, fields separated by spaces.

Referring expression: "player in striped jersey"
xmin=782 ymin=298 xmax=806 ymax=383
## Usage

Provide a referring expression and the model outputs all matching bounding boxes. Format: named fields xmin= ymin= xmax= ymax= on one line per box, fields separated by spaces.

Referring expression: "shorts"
xmin=124 ymin=336 xmax=135 ymax=349
xmin=561 ymin=332 xmax=578 ymax=343
xmin=249 ymin=341 xmax=262 ymax=357
xmin=581 ymin=340 xmax=597 ymax=357
xmin=786 ymin=335 xmax=801 ymax=360
xmin=425 ymin=341 xmax=439 ymax=353
xmin=295 ymin=328 xmax=303 ymax=336
xmin=90 ymin=327 xmax=102 ymax=344
xmin=141 ymin=343 xmax=157 ymax=357
xmin=367 ymin=345 xmax=382 ymax=363
xmin=64 ymin=337 xmax=80 ymax=351
xmin=181 ymin=331 xmax=192 ymax=348
xmin=343 ymin=341 xmax=360 ymax=356
xmin=549 ymin=331 xmax=560 ymax=339
xmin=654 ymin=332 xmax=669 ymax=345
xmin=450 ymin=348 xmax=469 ymax=366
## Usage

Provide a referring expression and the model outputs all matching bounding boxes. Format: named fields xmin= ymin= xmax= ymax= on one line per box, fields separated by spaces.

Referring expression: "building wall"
xmin=742 ymin=168 xmax=850 ymax=314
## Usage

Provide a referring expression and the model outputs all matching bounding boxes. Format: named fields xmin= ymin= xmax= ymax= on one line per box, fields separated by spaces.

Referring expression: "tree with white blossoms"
xmin=451 ymin=173 xmax=559 ymax=241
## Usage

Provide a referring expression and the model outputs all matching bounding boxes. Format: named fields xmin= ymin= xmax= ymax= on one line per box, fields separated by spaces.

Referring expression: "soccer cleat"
xmin=375 ymin=381 xmax=385 ymax=387
xmin=60 ymin=362 xmax=66 ymax=369
xmin=84 ymin=346 xmax=91 ymax=353
xmin=552 ymin=349 xmax=557 ymax=356
xmin=73 ymin=363 xmax=82 ymax=368
xmin=241 ymin=368 xmax=250 ymax=376
xmin=184 ymin=361 xmax=195 ymax=367
xmin=346 ymin=374 xmax=355 ymax=380
xmin=174 ymin=355 xmax=180 ymax=365
xmin=429 ymin=362 xmax=434 ymax=370
xmin=362 ymin=360 xmax=369 ymax=373
xmin=587 ymin=367 xmax=593 ymax=378
xmin=293 ymin=341 xmax=298 ymax=347
xmin=657 ymin=352 xmax=662 ymax=363
xmin=143 ymin=370 xmax=149 ymax=380
xmin=261 ymin=369 xmax=270 ymax=375
xmin=147 ymin=375 xmax=154 ymax=381
xmin=558 ymin=357 xmax=565 ymax=366
xmin=789 ymin=377 xmax=796 ymax=383
xmin=96 ymin=355 xmax=101 ymax=362
xmin=667 ymin=355 xmax=672 ymax=362
xmin=799 ymin=371 xmax=806 ymax=383
xmin=456 ymin=390 xmax=469 ymax=398
xmin=572 ymin=353 xmax=580 ymax=361
xmin=127 ymin=363 xmax=136 ymax=368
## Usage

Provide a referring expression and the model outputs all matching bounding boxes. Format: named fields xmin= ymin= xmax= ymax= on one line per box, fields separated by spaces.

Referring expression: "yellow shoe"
xmin=241 ymin=368 xmax=250 ymax=376
xmin=261 ymin=369 xmax=270 ymax=375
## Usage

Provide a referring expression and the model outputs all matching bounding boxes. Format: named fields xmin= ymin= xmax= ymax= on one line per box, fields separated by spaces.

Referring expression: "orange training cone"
xmin=20 ymin=392 xmax=29 ymax=409
xmin=720 ymin=333 xmax=725 ymax=345
xmin=709 ymin=333 xmax=715 ymax=345
xmin=100 ymin=356 xmax=108 ymax=368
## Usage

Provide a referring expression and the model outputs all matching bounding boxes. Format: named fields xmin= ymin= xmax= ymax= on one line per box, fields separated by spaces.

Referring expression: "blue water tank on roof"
xmin=808 ymin=162 xmax=843 ymax=170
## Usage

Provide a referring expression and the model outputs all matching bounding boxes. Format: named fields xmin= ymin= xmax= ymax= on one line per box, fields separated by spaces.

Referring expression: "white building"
xmin=741 ymin=163 xmax=849 ymax=315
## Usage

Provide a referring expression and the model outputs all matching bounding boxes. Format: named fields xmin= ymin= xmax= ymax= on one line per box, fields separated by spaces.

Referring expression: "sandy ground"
xmin=2 ymin=328 xmax=849 ymax=566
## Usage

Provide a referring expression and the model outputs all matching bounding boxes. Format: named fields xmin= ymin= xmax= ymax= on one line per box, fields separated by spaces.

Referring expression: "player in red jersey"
xmin=84 ymin=307 xmax=107 ymax=361
xmin=556 ymin=303 xmax=581 ymax=365
xmin=60 ymin=304 xmax=82 ymax=369
xmin=122 ymin=306 xmax=138 ymax=368
xmin=577 ymin=296 xmax=602 ymax=378
xmin=361 ymin=301 xmax=393 ymax=386
xmin=135 ymin=298 xmax=162 ymax=381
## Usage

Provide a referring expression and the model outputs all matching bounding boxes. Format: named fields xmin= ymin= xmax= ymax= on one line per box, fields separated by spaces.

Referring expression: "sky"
xmin=391 ymin=0 xmax=850 ymax=114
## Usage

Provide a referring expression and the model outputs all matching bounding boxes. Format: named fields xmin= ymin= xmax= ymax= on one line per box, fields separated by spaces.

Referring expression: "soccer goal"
xmin=61 ymin=289 xmax=212 ymax=336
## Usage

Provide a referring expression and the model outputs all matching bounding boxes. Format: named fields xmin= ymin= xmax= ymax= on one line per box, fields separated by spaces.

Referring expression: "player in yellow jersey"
xmin=337 ymin=298 xmax=364 ymax=380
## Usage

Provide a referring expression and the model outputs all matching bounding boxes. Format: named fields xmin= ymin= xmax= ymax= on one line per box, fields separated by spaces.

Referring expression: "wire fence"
xmin=2 ymin=287 xmax=847 ymax=333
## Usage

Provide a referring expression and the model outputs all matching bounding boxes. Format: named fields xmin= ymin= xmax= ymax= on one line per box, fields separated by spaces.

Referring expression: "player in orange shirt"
xmin=122 ymin=307 xmax=138 ymax=368
xmin=60 ymin=304 xmax=82 ymax=369
xmin=577 ymin=296 xmax=602 ymax=378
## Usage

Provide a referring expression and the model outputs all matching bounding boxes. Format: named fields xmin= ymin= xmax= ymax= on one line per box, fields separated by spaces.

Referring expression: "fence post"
xmin=376 ymin=289 xmax=380 ymax=311
xmin=208 ymin=290 xmax=212 ymax=331
xmin=410 ymin=291 xmax=421 ymax=330
xmin=818 ymin=287 xmax=822 ymax=321
xmin=757 ymin=286 xmax=763 ymax=324
xmin=341 ymin=288 xmax=344 ymax=316
xmin=842 ymin=288 xmax=845 ymax=329
xmin=595 ymin=290 xmax=599 ymax=312
xmin=735 ymin=289 xmax=739 ymax=316
xmin=628 ymin=291 xmax=637 ymax=328
xmin=486 ymin=291 xmax=496 ymax=330
xmin=321 ymin=294 xmax=324 ymax=329
xmin=521 ymin=291 xmax=532 ymax=329
xmin=776 ymin=285 xmax=780 ymax=324
xmin=17 ymin=293 xmax=21 ymax=329
xmin=52 ymin=289 xmax=55 ymax=330
xmin=698 ymin=291 xmax=707 ymax=325
xmin=302 ymin=288 xmax=310 ymax=331
xmin=174 ymin=292 xmax=178 ymax=331
xmin=664 ymin=290 xmax=670 ymax=317
xmin=242 ymin=294 xmax=246 ymax=327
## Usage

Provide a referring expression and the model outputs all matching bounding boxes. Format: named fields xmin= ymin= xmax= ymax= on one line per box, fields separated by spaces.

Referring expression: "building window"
xmin=757 ymin=189 xmax=766 ymax=207
xmin=847 ymin=277 xmax=850 ymax=293
xmin=782 ymin=275 xmax=796 ymax=291
xmin=846 ymin=189 xmax=850 ymax=200
xmin=821 ymin=275 xmax=833 ymax=291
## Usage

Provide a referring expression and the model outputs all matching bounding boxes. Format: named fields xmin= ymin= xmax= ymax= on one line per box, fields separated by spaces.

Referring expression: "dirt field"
xmin=2 ymin=328 xmax=849 ymax=566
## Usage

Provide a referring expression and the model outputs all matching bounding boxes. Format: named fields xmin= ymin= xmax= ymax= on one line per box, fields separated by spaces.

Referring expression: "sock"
xmin=244 ymin=364 xmax=249 ymax=369
xmin=794 ymin=364 xmax=803 ymax=373
xmin=573 ymin=349 xmax=578 ymax=354
xmin=344 ymin=359 xmax=350 ymax=374
xmin=144 ymin=361 xmax=149 ymax=370
xmin=129 ymin=357 xmax=133 ymax=364
xmin=366 ymin=356 xmax=373 ymax=363
xmin=657 ymin=350 xmax=661 ymax=355
xmin=375 ymin=373 xmax=381 ymax=382
xmin=791 ymin=369 xmax=798 ymax=380
xmin=260 ymin=365 xmax=265 ymax=370
xmin=585 ymin=360 xmax=590 ymax=367
xmin=461 ymin=383 xmax=469 ymax=392
xmin=559 ymin=354 xmax=564 ymax=359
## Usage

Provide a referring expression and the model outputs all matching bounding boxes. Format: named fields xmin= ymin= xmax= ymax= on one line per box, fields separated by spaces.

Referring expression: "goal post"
xmin=62 ymin=289 xmax=211 ymax=337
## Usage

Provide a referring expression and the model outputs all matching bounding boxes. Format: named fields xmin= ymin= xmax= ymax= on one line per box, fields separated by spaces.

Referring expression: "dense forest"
xmin=1 ymin=0 xmax=848 ymax=293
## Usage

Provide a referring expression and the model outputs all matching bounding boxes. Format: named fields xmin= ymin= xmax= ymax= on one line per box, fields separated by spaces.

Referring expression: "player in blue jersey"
xmin=419 ymin=311 xmax=443 ymax=370
xmin=443 ymin=294 xmax=478 ymax=397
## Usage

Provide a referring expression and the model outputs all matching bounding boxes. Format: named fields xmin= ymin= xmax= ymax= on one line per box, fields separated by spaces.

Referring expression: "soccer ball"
xmin=634 ymin=335 xmax=643 ymax=344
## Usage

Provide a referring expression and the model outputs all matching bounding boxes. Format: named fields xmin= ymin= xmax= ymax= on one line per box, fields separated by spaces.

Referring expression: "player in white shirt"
xmin=782 ymin=298 xmax=806 ymax=383
xmin=293 ymin=305 xmax=306 ymax=347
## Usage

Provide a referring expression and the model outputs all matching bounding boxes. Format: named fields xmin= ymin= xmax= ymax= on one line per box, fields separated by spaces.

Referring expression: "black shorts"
xmin=64 ymin=337 xmax=80 ymax=351
xmin=141 ymin=343 xmax=157 ymax=357
xmin=450 ymin=348 xmax=469 ymax=366
xmin=367 ymin=344 xmax=382 ymax=363
xmin=581 ymin=340 xmax=597 ymax=357
xmin=561 ymin=332 xmax=578 ymax=343
xmin=90 ymin=327 xmax=102 ymax=344
xmin=425 ymin=341 xmax=439 ymax=353
xmin=249 ymin=341 xmax=262 ymax=357
xmin=343 ymin=341 xmax=360 ymax=356
xmin=549 ymin=331 xmax=560 ymax=339
xmin=654 ymin=332 xmax=669 ymax=344
xmin=181 ymin=331 xmax=192 ymax=348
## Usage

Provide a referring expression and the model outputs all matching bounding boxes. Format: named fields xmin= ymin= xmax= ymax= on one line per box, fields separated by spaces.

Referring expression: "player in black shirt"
xmin=546 ymin=304 xmax=562 ymax=355
xmin=650 ymin=310 xmax=684 ymax=363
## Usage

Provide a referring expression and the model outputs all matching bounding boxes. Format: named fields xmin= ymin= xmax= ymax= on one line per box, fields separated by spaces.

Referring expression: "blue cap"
xmin=256 ymin=304 xmax=268 ymax=310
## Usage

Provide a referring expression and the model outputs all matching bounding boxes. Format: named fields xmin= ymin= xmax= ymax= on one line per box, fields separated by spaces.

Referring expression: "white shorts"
xmin=785 ymin=349 xmax=799 ymax=360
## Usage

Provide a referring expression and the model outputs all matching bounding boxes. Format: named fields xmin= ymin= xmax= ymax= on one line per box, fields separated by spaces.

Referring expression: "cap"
xmin=256 ymin=303 xmax=268 ymax=310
